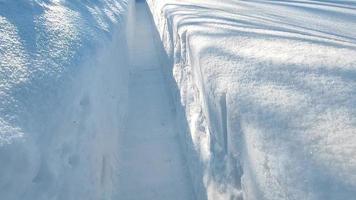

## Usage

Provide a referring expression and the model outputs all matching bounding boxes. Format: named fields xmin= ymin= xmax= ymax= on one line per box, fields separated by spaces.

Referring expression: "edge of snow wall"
xmin=146 ymin=1 xmax=240 ymax=199
xmin=0 ymin=0 xmax=134 ymax=199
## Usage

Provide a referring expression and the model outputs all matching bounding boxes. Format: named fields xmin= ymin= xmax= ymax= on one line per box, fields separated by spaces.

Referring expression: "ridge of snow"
xmin=146 ymin=0 xmax=356 ymax=199
xmin=0 ymin=0 xmax=133 ymax=199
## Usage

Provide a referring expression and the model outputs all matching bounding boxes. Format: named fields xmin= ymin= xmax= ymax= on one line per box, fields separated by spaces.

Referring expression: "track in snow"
xmin=116 ymin=2 xmax=195 ymax=199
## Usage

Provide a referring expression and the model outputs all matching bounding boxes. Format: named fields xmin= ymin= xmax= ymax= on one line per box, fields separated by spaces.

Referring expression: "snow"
xmin=116 ymin=2 xmax=195 ymax=199
xmin=0 ymin=0 xmax=133 ymax=199
xmin=146 ymin=0 xmax=356 ymax=199
xmin=2 ymin=0 xmax=356 ymax=199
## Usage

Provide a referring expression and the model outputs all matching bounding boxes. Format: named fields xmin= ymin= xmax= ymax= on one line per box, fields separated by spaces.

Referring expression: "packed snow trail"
xmin=115 ymin=1 xmax=195 ymax=199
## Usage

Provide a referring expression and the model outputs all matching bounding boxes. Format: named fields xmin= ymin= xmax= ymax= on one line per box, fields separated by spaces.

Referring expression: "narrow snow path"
xmin=116 ymin=2 xmax=195 ymax=200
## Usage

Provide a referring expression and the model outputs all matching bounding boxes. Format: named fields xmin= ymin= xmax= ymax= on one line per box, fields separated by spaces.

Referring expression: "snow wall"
xmin=0 ymin=0 xmax=134 ymax=199
xmin=146 ymin=0 xmax=356 ymax=200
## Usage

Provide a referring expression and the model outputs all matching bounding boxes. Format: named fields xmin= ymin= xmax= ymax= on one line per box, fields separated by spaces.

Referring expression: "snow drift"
xmin=0 ymin=0 xmax=133 ymax=199
xmin=146 ymin=0 xmax=356 ymax=199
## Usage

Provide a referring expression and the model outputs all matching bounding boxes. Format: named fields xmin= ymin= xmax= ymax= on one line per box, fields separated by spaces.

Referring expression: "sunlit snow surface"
xmin=146 ymin=0 xmax=356 ymax=199
xmin=2 ymin=0 xmax=356 ymax=199
xmin=0 ymin=0 xmax=131 ymax=199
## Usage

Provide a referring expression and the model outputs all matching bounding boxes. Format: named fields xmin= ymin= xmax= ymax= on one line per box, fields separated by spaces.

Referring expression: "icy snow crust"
xmin=146 ymin=0 xmax=356 ymax=199
xmin=0 ymin=0 xmax=133 ymax=199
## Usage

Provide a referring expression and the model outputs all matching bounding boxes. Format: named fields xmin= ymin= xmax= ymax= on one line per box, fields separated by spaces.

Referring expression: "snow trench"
xmin=0 ymin=0 xmax=134 ymax=199
xmin=145 ymin=0 xmax=356 ymax=200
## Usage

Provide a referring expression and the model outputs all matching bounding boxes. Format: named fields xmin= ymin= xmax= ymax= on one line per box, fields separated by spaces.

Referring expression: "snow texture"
xmin=146 ymin=0 xmax=356 ymax=199
xmin=115 ymin=2 xmax=195 ymax=199
xmin=2 ymin=0 xmax=356 ymax=199
xmin=0 ymin=0 xmax=133 ymax=199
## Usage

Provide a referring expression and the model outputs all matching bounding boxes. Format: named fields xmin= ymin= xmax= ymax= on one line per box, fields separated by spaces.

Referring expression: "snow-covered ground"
xmin=146 ymin=0 xmax=356 ymax=199
xmin=0 ymin=0 xmax=133 ymax=199
xmin=2 ymin=0 xmax=356 ymax=199
xmin=115 ymin=2 xmax=195 ymax=199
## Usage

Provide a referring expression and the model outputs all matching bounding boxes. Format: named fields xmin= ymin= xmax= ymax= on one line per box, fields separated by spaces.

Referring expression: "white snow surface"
xmin=115 ymin=3 xmax=195 ymax=199
xmin=0 ymin=0 xmax=133 ymax=199
xmin=2 ymin=0 xmax=356 ymax=199
xmin=146 ymin=0 xmax=356 ymax=199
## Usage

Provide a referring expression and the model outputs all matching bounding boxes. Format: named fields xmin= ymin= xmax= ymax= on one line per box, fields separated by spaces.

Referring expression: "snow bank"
xmin=146 ymin=0 xmax=356 ymax=199
xmin=0 ymin=0 xmax=133 ymax=199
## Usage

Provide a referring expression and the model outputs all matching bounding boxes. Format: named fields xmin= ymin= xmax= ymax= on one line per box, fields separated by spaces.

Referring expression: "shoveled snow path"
xmin=116 ymin=2 xmax=195 ymax=200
